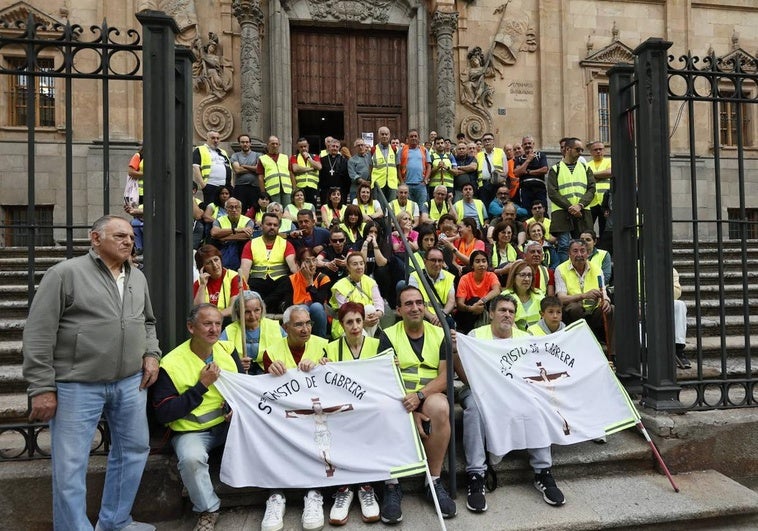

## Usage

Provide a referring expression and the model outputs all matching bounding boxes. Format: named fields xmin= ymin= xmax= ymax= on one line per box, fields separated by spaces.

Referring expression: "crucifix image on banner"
xmin=523 ymin=361 xmax=571 ymax=435
xmin=286 ymin=397 xmax=355 ymax=477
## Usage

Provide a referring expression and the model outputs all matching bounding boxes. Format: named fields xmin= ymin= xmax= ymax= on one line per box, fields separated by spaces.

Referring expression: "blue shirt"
xmin=404 ymin=147 xmax=430 ymax=185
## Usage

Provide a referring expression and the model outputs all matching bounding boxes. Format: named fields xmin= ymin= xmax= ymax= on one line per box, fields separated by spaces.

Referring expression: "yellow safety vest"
xmin=453 ymin=199 xmax=487 ymax=228
xmin=390 ymin=199 xmax=418 ymax=218
xmin=196 ymin=144 xmax=230 ymax=183
xmin=330 ymin=275 xmax=377 ymax=309
xmin=371 ymin=145 xmax=398 ymax=190
xmin=295 ymin=153 xmax=319 ymax=190
xmin=223 ymin=317 xmax=283 ymax=365
xmin=217 ymin=214 xmax=251 ymax=232
xmin=556 ymin=260 xmax=603 ymax=313
xmin=259 ymin=153 xmax=292 ymax=196
xmin=160 ymin=339 xmax=238 ymax=432
xmin=527 ymin=321 xmax=563 ymax=336
xmin=324 ymin=336 xmax=381 ymax=362
xmin=589 ymin=248 xmax=609 ymax=277
xmin=470 ymin=325 xmax=530 ymax=339
xmin=383 ymin=321 xmax=444 ymax=392
xmin=202 ymin=268 xmax=238 ymax=311
xmin=551 ymin=161 xmax=590 ymax=213
xmin=339 ymin=222 xmax=365 ymax=245
xmin=502 ymin=288 xmax=545 ymax=331
xmin=491 ymin=244 xmax=518 ymax=269
xmin=265 ymin=335 xmax=327 ymax=369
xmin=476 ymin=148 xmax=505 ymax=187
xmin=525 ymin=216 xmax=552 ymax=240
xmin=285 ymin=202 xmax=315 ymax=220
xmin=427 ymin=201 xmax=450 ymax=223
xmin=409 ymin=269 xmax=455 ymax=308
xmin=588 ymin=157 xmax=612 ymax=207
xmin=249 ymin=236 xmax=290 ymax=280
xmin=429 ymin=152 xmax=455 ymax=189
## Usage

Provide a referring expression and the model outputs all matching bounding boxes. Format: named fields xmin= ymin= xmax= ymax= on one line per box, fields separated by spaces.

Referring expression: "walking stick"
xmin=237 ymin=271 xmax=249 ymax=373
xmin=598 ymin=275 xmax=614 ymax=365
xmin=636 ymin=420 xmax=680 ymax=492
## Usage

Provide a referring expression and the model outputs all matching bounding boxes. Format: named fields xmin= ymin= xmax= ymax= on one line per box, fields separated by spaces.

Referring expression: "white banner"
xmin=456 ymin=320 xmax=639 ymax=458
xmin=214 ymin=354 xmax=427 ymax=489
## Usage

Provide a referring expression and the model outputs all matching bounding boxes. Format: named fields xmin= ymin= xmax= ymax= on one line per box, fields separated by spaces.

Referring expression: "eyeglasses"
xmin=290 ymin=320 xmax=313 ymax=329
xmin=226 ymin=205 xmax=241 ymax=210
xmin=426 ymin=258 xmax=444 ymax=263
xmin=517 ymin=272 xmax=533 ymax=278
xmin=331 ymin=238 xmax=345 ymax=243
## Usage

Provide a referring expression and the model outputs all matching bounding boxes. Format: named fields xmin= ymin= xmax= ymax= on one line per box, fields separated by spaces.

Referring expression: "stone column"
xmin=431 ymin=10 xmax=458 ymax=139
xmin=233 ymin=0 xmax=265 ymax=140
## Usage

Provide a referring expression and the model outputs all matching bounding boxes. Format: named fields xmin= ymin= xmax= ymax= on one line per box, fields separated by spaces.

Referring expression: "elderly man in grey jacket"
xmin=23 ymin=215 xmax=161 ymax=531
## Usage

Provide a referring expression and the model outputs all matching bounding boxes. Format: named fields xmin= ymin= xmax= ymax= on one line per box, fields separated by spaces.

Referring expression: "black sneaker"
xmin=534 ymin=469 xmax=565 ymax=506
xmin=380 ymin=483 xmax=403 ymax=524
xmin=426 ymin=478 xmax=457 ymax=518
xmin=466 ymin=473 xmax=487 ymax=513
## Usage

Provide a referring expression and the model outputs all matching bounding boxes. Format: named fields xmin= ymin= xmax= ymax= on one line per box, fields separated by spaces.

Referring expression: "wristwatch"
xmin=416 ymin=390 xmax=426 ymax=405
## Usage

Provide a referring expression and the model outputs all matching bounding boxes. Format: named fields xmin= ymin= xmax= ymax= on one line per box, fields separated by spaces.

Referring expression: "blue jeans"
xmin=406 ymin=183 xmax=428 ymax=212
xmin=50 ymin=372 xmax=149 ymax=531
xmin=307 ymin=302 xmax=328 ymax=339
xmin=172 ymin=423 xmax=228 ymax=513
xmin=555 ymin=231 xmax=572 ymax=265
xmin=130 ymin=218 xmax=144 ymax=251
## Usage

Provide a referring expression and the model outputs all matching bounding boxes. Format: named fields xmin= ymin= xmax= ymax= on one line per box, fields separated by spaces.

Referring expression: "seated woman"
xmin=339 ymin=204 xmax=366 ymax=251
xmin=491 ymin=221 xmax=523 ymax=285
xmin=246 ymin=192 xmax=271 ymax=228
xmin=391 ymin=211 xmax=419 ymax=257
xmin=267 ymin=201 xmax=294 ymax=235
xmin=202 ymin=185 xmax=231 ymax=241
xmin=321 ymin=301 xmax=382 ymax=525
xmin=455 ymin=250 xmax=501 ymax=334
xmin=440 ymin=216 xmax=485 ymax=277
xmin=330 ymin=252 xmax=385 ymax=338
xmin=220 ymin=290 xmax=286 ymax=374
xmin=192 ymin=244 xmax=248 ymax=318
xmin=283 ymin=187 xmax=316 ymax=221
xmin=352 ymin=182 xmax=384 ymax=222
xmin=320 ymin=187 xmax=346 ymax=229
xmin=361 ymin=221 xmax=396 ymax=307
xmin=284 ymin=247 xmax=332 ymax=339
xmin=525 ymin=220 xmax=556 ymax=269
xmin=411 ymin=223 xmax=438 ymax=271
xmin=502 ymin=259 xmax=545 ymax=331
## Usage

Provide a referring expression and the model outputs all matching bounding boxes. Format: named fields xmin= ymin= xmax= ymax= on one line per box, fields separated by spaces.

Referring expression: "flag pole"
xmin=636 ymin=420 xmax=679 ymax=492
xmin=424 ymin=463 xmax=448 ymax=531
xmin=598 ymin=275 xmax=614 ymax=364
xmin=237 ymin=271 xmax=249 ymax=373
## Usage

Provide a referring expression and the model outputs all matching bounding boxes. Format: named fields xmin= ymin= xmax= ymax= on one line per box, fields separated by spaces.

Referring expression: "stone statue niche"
xmin=191 ymin=32 xmax=235 ymax=140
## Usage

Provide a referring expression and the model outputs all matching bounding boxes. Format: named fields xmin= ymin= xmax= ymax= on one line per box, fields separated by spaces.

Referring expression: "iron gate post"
xmin=137 ymin=11 xmax=180 ymax=352
xmin=608 ymin=63 xmax=642 ymax=394
xmin=633 ymin=38 xmax=682 ymax=410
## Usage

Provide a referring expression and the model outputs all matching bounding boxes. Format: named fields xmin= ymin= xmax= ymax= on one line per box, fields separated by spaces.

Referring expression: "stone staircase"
xmin=2 ymin=242 xmax=758 ymax=529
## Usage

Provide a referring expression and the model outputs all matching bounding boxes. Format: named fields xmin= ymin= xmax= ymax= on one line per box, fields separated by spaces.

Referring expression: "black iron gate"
xmin=610 ymin=38 xmax=758 ymax=411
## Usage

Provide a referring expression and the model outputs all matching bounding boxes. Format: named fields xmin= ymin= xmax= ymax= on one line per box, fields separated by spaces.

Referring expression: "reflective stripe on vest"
xmin=429 ymin=152 xmax=455 ymax=189
xmin=296 ymin=153 xmax=319 ymax=189
xmin=588 ymin=157 xmax=612 ymax=207
xmin=589 ymin=249 xmax=608 ymax=276
xmin=557 ymin=260 xmax=602 ymax=313
xmin=534 ymin=264 xmax=550 ymax=292
xmin=454 ymin=199 xmax=486 ymax=227
xmin=551 ymin=161 xmax=589 ymax=213
xmin=203 ymin=268 xmax=237 ymax=311
xmin=196 ymin=145 xmax=229 ymax=183
xmin=249 ymin=236 xmax=290 ymax=280
xmin=329 ymin=275 xmax=377 ymax=309
xmin=371 ymin=145 xmax=398 ymax=189
xmin=160 ymin=339 xmax=237 ymax=432
xmin=409 ymin=270 xmax=454 ymax=307
xmin=492 ymin=244 xmax=518 ymax=268
xmin=383 ymin=321 xmax=443 ymax=393
xmin=476 ymin=149 xmax=504 ymax=187
xmin=266 ymin=335 xmax=328 ymax=369
xmin=260 ymin=154 xmax=292 ymax=195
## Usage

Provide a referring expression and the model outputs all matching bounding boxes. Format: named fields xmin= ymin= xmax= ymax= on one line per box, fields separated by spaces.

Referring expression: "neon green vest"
xmin=502 ymin=288 xmax=545 ymax=331
xmin=409 ymin=270 xmax=454 ymax=308
xmin=223 ymin=317 xmax=282 ymax=364
xmin=249 ymin=236 xmax=289 ymax=280
xmin=324 ymin=336 xmax=381 ymax=362
xmin=371 ymin=145 xmax=398 ymax=189
xmin=476 ymin=148 xmax=505 ymax=187
xmin=453 ymin=199 xmax=486 ymax=227
xmin=429 ymin=152 xmax=455 ymax=189
xmin=588 ymin=157 xmax=612 ymax=207
xmin=557 ymin=260 xmax=603 ymax=312
xmin=196 ymin=144 xmax=229 ymax=183
xmin=295 ymin=153 xmax=319 ymax=190
xmin=160 ymin=339 xmax=238 ymax=432
xmin=266 ymin=335 xmax=327 ymax=369
xmin=259 ymin=153 xmax=292 ymax=196
xmin=551 ymin=161 xmax=590 ymax=213
xmin=383 ymin=321 xmax=443 ymax=392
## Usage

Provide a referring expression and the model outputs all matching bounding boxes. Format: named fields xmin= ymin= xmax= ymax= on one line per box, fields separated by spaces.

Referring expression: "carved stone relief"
xmin=191 ymin=32 xmax=235 ymax=140
xmin=432 ymin=11 xmax=458 ymax=139
xmin=300 ymin=0 xmax=394 ymax=24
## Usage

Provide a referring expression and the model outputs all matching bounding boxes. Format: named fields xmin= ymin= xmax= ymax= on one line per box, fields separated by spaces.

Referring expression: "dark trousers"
xmin=233 ymin=184 xmax=260 ymax=214
xmin=249 ymin=276 xmax=291 ymax=314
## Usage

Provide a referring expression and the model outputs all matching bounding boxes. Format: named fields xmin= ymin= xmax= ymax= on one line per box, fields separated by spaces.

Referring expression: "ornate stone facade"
xmin=232 ymin=0 xmax=264 ymax=141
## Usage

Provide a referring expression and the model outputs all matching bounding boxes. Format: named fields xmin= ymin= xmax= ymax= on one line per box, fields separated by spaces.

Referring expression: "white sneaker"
xmin=261 ymin=493 xmax=286 ymax=531
xmin=357 ymin=485 xmax=380 ymax=523
xmin=329 ymin=487 xmax=353 ymax=526
xmin=302 ymin=489 xmax=324 ymax=531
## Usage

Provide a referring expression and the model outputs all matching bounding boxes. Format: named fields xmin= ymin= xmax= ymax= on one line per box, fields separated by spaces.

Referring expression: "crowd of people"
xmin=28 ymin=128 xmax=629 ymax=531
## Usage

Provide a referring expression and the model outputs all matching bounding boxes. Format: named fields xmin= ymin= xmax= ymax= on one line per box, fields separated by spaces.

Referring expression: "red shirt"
xmin=192 ymin=269 xmax=246 ymax=308
xmin=241 ymin=239 xmax=296 ymax=261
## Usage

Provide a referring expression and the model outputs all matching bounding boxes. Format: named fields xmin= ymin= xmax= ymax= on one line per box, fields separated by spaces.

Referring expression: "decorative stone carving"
xmin=580 ymin=39 xmax=635 ymax=67
xmin=460 ymin=46 xmax=502 ymax=109
xmin=136 ymin=0 xmax=197 ymax=35
xmin=432 ymin=10 xmax=458 ymax=139
xmin=300 ymin=0 xmax=393 ymax=23
xmin=233 ymin=0 xmax=265 ymax=140
xmin=0 ymin=1 xmax=64 ymax=29
xmin=192 ymin=32 xmax=234 ymax=139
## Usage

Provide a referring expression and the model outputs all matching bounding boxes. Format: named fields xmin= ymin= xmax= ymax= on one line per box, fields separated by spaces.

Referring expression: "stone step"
xmin=0 ymin=391 xmax=28 ymax=423
xmin=0 ymin=320 xmax=25 ymax=342
xmin=672 ymin=239 xmax=758 ymax=250
xmin=680 ymin=284 xmax=758 ymax=298
xmin=0 ymin=285 xmax=34 ymax=302
xmin=0 ymin=340 xmax=22 ymax=364
xmin=683 ymin=335 xmax=758 ymax=361
xmin=677 ymin=298 xmax=758 ymax=318
xmin=0 ymin=300 xmax=29 ymax=319
xmin=0 ymin=365 xmax=25 ymax=394
xmin=0 ymin=246 xmax=89 ymax=259
xmin=685 ymin=315 xmax=758 ymax=337
xmin=677 ymin=270 xmax=758 ymax=283
xmin=0 ymin=271 xmax=44 ymax=287
xmin=672 ymin=258 xmax=758 ymax=273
